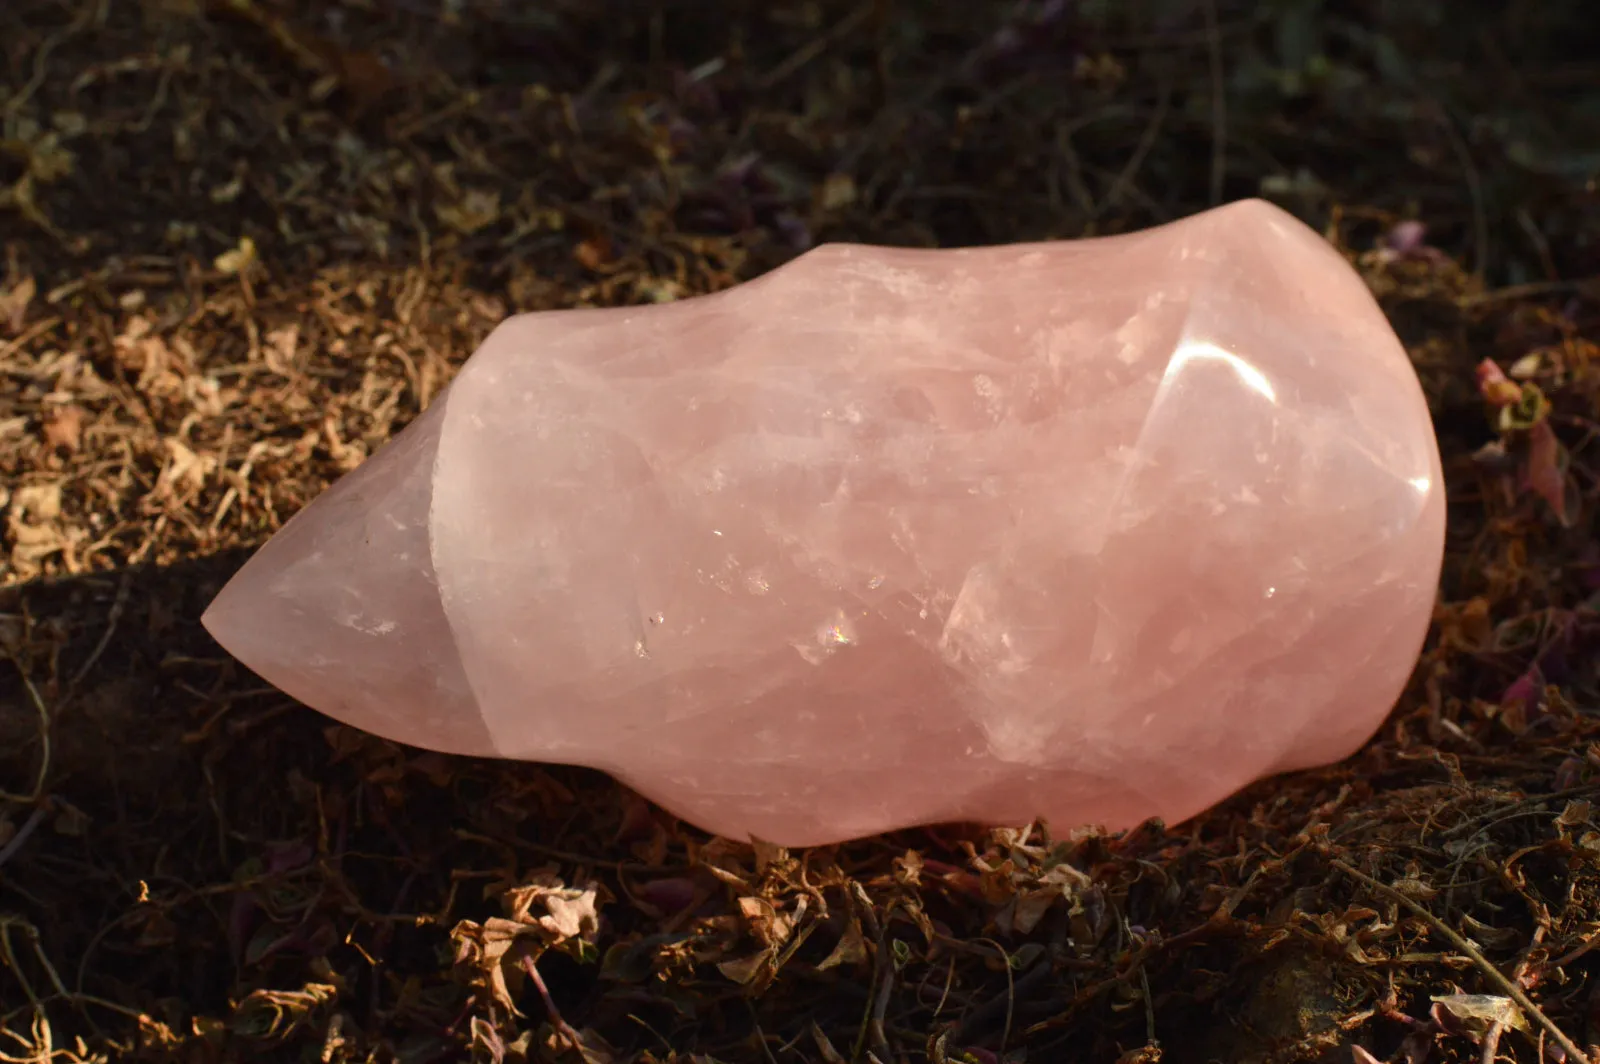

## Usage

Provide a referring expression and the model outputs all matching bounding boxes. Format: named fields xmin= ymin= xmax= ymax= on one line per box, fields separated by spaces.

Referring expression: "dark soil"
xmin=2 ymin=1 xmax=1599 ymax=1061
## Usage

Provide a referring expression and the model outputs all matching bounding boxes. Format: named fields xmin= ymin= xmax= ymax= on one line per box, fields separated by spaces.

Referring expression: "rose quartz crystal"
xmin=203 ymin=199 xmax=1445 ymax=846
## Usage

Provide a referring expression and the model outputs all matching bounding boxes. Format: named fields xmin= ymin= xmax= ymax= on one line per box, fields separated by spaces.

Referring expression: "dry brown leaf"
xmin=501 ymin=873 xmax=601 ymax=944
xmin=436 ymin=189 xmax=501 ymax=235
xmin=815 ymin=917 xmax=866 ymax=971
xmin=229 ymin=982 xmax=338 ymax=1041
xmin=214 ymin=236 xmax=258 ymax=275
xmin=1429 ymin=993 xmax=1528 ymax=1035
xmin=737 ymin=895 xmax=794 ymax=948
xmin=41 ymin=404 xmax=84 ymax=452
xmin=4 ymin=480 xmax=79 ymax=573
xmin=1011 ymin=888 xmax=1058 ymax=936
xmin=749 ymin=837 xmax=790 ymax=874
xmin=0 ymin=275 xmax=34 ymax=333
xmin=573 ymin=236 xmax=612 ymax=272
xmin=156 ymin=438 xmax=216 ymax=500
xmin=452 ymin=872 xmax=604 ymax=1014
xmin=264 ymin=324 xmax=299 ymax=374
xmin=818 ymin=172 xmax=856 ymax=210
xmin=716 ymin=948 xmax=773 ymax=985
xmin=1526 ymin=418 xmax=1572 ymax=526
xmin=11 ymin=482 xmax=61 ymax=522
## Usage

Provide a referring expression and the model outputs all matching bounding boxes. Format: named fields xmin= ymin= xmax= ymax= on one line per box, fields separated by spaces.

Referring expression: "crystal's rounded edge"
xmin=1260 ymin=216 xmax=1453 ymax=780
xmin=984 ymin=197 xmax=1454 ymax=839
xmin=1294 ymin=454 xmax=1448 ymax=773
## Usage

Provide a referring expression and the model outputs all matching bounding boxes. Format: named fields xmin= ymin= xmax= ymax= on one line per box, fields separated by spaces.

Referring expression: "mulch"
xmin=2 ymin=1 xmax=1599 ymax=1061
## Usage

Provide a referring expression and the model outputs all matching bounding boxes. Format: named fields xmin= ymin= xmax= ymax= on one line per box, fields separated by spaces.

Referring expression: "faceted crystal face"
xmin=203 ymin=199 xmax=1446 ymax=846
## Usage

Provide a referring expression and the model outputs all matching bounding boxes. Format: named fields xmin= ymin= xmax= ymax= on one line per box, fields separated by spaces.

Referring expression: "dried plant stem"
xmin=1 ymin=653 xmax=50 ymax=805
xmin=519 ymin=954 xmax=591 ymax=1061
xmin=64 ymin=570 xmax=131 ymax=698
xmin=0 ymin=803 xmax=49 ymax=873
xmin=1332 ymin=859 xmax=1590 ymax=1064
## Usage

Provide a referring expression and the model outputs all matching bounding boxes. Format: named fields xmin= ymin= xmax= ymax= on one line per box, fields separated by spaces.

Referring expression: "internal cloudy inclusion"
xmin=204 ymin=199 xmax=1445 ymax=847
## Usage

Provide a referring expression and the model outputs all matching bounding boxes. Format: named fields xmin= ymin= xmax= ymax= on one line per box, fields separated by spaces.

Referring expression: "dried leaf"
xmin=1011 ymin=887 xmax=1059 ymax=935
xmin=819 ymin=172 xmax=857 ymax=210
xmin=1557 ymin=800 xmax=1593 ymax=829
xmin=1508 ymin=352 xmax=1543 ymax=379
xmin=750 ymin=837 xmax=789 ymax=873
xmin=264 ymin=324 xmax=299 ymax=374
xmin=1501 ymin=666 xmax=1543 ymax=718
xmin=1429 ymin=993 xmax=1528 ymax=1036
xmin=737 ymin=895 xmax=794 ymax=948
xmin=1388 ymin=876 xmax=1439 ymax=901
xmin=0 ymin=275 xmax=34 ymax=333
xmin=815 ymin=917 xmax=867 ymax=971
xmin=469 ymin=1016 xmax=506 ymax=1064
xmin=6 ymin=481 xmax=73 ymax=575
xmin=41 ymin=404 xmax=84 ymax=452
xmin=894 ymin=849 xmax=924 ymax=886
xmin=573 ymin=236 xmax=612 ymax=272
xmin=452 ymin=872 xmax=604 ymax=1013
xmin=436 ymin=189 xmax=501 ymax=235
xmin=214 ymin=235 xmax=258 ymax=275
xmin=11 ymin=482 xmax=61 ymax=521
xmin=1499 ymin=381 xmax=1552 ymax=433
xmin=1476 ymin=358 xmax=1522 ymax=408
xmin=156 ymin=437 xmax=217 ymax=500
xmin=717 ymin=948 xmax=774 ymax=985
xmin=230 ymin=982 xmax=338 ymax=1041
xmin=633 ymin=877 xmax=697 ymax=917
xmin=811 ymin=1022 xmax=848 ymax=1063
xmin=1525 ymin=418 xmax=1572 ymax=525
xmin=502 ymin=874 xmax=601 ymax=944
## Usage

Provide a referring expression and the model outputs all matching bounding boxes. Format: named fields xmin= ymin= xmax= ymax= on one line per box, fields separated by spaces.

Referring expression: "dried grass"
xmin=2 ymin=1 xmax=1599 ymax=1061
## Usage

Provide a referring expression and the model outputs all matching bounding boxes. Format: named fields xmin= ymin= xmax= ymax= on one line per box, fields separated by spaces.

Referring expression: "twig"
xmin=1481 ymin=1016 xmax=1507 ymax=1064
xmin=1140 ymin=963 xmax=1158 ymax=1053
xmin=758 ymin=3 xmax=875 ymax=89
xmin=838 ymin=4 xmax=1017 ymax=176
xmin=64 ymin=569 xmax=132 ymax=699
xmin=519 ymin=954 xmax=590 ymax=1061
xmin=1332 ymin=859 xmax=1590 ymax=1064
xmin=0 ymin=316 xmax=61 ymax=363
xmin=0 ymin=915 xmax=147 ymax=1023
xmin=746 ymin=1006 xmax=781 ymax=1064
xmin=869 ymin=956 xmax=894 ymax=1062
xmin=3 ymin=0 xmax=98 ymax=134
xmin=1103 ymin=77 xmax=1172 ymax=214
xmin=954 ymin=939 xmax=1042 ymax=1051
xmin=1432 ymin=102 xmax=1488 ymax=282
xmin=1459 ymin=276 xmax=1600 ymax=307
xmin=0 ymin=801 xmax=50 ymax=873
xmin=1 ymin=652 xmax=51 ymax=805
xmin=811 ymin=1021 xmax=848 ymax=1064
xmin=849 ymin=879 xmax=892 ymax=1062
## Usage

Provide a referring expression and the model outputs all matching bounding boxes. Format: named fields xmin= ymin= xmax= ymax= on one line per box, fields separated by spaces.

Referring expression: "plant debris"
xmin=2 ymin=1 xmax=1600 ymax=1061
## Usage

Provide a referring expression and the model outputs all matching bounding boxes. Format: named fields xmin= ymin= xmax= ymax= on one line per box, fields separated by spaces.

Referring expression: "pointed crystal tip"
xmin=202 ymin=399 xmax=492 ymax=756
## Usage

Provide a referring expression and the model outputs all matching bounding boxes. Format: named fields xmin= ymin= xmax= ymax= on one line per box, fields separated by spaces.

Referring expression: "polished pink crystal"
xmin=203 ymin=199 xmax=1446 ymax=846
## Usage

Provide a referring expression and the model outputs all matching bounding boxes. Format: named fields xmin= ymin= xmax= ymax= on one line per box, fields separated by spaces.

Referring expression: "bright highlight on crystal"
xmin=203 ymin=198 xmax=1447 ymax=846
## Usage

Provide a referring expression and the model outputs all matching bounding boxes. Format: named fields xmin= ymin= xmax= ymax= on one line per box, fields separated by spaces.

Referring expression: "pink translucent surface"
xmin=204 ymin=199 xmax=1446 ymax=846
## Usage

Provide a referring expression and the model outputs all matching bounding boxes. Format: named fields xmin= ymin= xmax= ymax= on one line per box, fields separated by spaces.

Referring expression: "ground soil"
xmin=2 ymin=2 xmax=1599 ymax=1062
